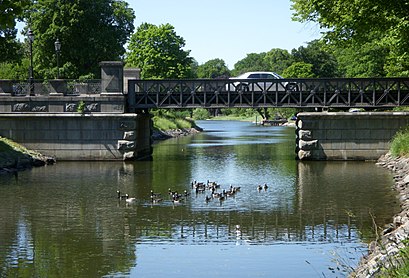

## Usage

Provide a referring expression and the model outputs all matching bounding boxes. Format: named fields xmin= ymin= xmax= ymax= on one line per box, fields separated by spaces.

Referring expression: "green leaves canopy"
xmin=291 ymin=0 xmax=409 ymax=76
xmin=196 ymin=58 xmax=230 ymax=78
xmin=29 ymin=0 xmax=135 ymax=78
xmin=0 ymin=0 xmax=29 ymax=63
xmin=126 ymin=23 xmax=193 ymax=79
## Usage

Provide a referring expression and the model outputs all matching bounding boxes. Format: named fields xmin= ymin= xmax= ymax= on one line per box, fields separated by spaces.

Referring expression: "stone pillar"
xmin=100 ymin=61 xmax=124 ymax=95
xmin=123 ymin=68 xmax=140 ymax=95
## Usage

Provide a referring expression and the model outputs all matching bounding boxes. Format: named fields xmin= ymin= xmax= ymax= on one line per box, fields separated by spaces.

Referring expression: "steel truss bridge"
xmin=127 ymin=77 xmax=409 ymax=111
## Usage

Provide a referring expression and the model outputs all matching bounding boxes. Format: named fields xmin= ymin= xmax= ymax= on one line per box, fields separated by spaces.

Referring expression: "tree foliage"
xmin=232 ymin=52 xmax=269 ymax=76
xmin=29 ymin=0 xmax=135 ymax=79
xmin=291 ymin=40 xmax=338 ymax=77
xmin=291 ymin=0 xmax=409 ymax=76
xmin=264 ymin=48 xmax=293 ymax=75
xmin=0 ymin=0 xmax=29 ymax=63
xmin=126 ymin=23 xmax=193 ymax=79
xmin=196 ymin=58 xmax=230 ymax=78
xmin=282 ymin=62 xmax=315 ymax=78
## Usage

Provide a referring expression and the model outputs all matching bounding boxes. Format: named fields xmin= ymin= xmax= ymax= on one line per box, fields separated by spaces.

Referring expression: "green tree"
xmin=282 ymin=62 xmax=315 ymax=78
xmin=126 ymin=23 xmax=193 ymax=79
xmin=28 ymin=0 xmax=135 ymax=79
xmin=334 ymin=39 xmax=389 ymax=77
xmin=232 ymin=52 xmax=269 ymax=76
xmin=291 ymin=0 xmax=409 ymax=76
xmin=291 ymin=40 xmax=338 ymax=77
xmin=0 ymin=1 xmax=29 ymax=63
xmin=264 ymin=48 xmax=293 ymax=75
xmin=197 ymin=58 xmax=230 ymax=78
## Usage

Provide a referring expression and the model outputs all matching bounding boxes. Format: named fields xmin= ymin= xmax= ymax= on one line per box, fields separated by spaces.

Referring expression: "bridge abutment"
xmin=0 ymin=113 xmax=152 ymax=160
xmin=296 ymin=112 xmax=409 ymax=160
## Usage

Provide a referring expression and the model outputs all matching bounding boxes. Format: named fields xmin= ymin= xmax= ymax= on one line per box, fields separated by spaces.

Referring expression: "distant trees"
xmin=196 ymin=58 xmax=230 ymax=78
xmin=126 ymin=23 xmax=193 ymax=79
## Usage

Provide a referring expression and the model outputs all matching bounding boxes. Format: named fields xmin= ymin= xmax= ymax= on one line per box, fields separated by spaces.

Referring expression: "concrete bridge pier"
xmin=296 ymin=112 xmax=409 ymax=160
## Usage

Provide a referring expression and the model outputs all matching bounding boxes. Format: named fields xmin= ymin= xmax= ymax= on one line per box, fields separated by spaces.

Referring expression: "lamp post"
xmin=54 ymin=38 xmax=61 ymax=79
xmin=27 ymin=29 xmax=35 ymax=96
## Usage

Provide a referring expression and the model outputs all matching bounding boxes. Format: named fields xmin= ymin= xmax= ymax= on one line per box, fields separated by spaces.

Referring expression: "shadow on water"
xmin=0 ymin=121 xmax=400 ymax=277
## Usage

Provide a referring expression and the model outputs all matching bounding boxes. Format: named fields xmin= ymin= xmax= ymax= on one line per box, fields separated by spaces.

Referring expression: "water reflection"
xmin=0 ymin=121 xmax=399 ymax=277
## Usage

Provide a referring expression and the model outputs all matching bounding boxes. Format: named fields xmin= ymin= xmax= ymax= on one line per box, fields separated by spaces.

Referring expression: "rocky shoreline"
xmin=352 ymin=153 xmax=409 ymax=277
xmin=151 ymin=126 xmax=203 ymax=141
xmin=0 ymin=153 xmax=55 ymax=175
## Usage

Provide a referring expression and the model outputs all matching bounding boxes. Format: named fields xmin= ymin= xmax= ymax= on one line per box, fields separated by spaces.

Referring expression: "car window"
xmin=262 ymin=74 xmax=275 ymax=79
xmin=248 ymin=74 xmax=261 ymax=79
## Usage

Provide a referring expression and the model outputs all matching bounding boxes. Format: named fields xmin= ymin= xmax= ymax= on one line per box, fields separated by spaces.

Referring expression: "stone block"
xmin=299 ymin=130 xmax=312 ymax=140
xmin=298 ymin=150 xmax=312 ymax=160
xmin=123 ymin=131 xmax=136 ymax=140
xmin=118 ymin=140 xmax=135 ymax=151
xmin=299 ymin=139 xmax=318 ymax=150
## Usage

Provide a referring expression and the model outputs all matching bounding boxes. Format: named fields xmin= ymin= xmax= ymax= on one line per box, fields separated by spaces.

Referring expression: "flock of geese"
xmin=117 ymin=180 xmax=269 ymax=205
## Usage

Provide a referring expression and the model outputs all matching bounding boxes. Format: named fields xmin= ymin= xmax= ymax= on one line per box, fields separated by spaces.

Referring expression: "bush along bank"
xmin=352 ymin=153 xmax=409 ymax=277
xmin=0 ymin=137 xmax=55 ymax=174
xmin=151 ymin=114 xmax=203 ymax=141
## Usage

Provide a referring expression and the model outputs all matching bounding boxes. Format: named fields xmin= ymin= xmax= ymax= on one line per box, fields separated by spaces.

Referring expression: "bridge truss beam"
xmin=127 ymin=78 xmax=409 ymax=111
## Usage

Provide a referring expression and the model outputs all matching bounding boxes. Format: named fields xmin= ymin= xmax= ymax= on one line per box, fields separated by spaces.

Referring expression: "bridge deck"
xmin=127 ymin=78 xmax=409 ymax=110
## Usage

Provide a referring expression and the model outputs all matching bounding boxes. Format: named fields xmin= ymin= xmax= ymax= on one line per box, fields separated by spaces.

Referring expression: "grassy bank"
xmin=390 ymin=126 xmax=409 ymax=157
xmin=0 ymin=137 xmax=54 ymax=171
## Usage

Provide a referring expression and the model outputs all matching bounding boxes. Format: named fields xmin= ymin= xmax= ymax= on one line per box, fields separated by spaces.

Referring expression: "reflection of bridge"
xmin=125 ymin=209 xmax=363 ymax=244
xmin=128 ymin=78 xmax=409 ymax=110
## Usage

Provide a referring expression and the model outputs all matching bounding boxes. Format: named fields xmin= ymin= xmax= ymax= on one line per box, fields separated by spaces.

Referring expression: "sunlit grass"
xmin=153 ymin=116 xmax=193 ymax=131
xmin=390 ymin=126 xmax=409 ymax=157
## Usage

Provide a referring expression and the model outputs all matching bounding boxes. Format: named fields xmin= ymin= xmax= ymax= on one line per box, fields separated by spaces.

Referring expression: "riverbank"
xmin=352 ymin=153 xmax=409 ymax=277
xmin=151 ymin=126 xmax=203 ymax=140
xmin=0 ymin=137 xmax=55 ymax=174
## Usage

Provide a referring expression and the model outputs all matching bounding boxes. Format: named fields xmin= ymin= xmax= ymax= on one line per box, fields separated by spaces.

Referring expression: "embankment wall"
xmin=296 ymin=112 xmax=409 ymax=160
xmin=0 ymin=113 xmax=152 ymax=160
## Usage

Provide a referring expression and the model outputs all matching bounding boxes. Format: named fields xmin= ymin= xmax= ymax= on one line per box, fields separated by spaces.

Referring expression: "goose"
xmin=233 ymin=186 xmax=241 ymax=193
xmin=172 ymin=195 xmax=183 ymax=204
xmin=125 ymin=194 xmax=137 ymax=203
xmin=205 ymin=195 xmax=212 ymax=203
xmin=150 ymin=190 xmax=161 ymax=198
xmin=151 ymin=195 xmax=163 ymax=203
xmin=117 ymin=190 xmax=128 ymax=200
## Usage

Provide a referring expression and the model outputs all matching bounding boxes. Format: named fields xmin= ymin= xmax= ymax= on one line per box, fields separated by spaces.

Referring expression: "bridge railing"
xmin=128 ymin=77 xmax=409 ymax=109
xmin=0 ymin=79 xmax=102 ymax=96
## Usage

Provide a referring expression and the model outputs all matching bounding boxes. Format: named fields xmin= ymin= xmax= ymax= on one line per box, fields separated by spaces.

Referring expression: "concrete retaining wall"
xmin=0 ymin=113 xmax=152 ymax=161
xmin=296 ymin=112 xmax=409 ymax=160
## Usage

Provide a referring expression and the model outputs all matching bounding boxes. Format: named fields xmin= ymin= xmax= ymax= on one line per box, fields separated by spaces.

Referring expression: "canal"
xmin=0 ymin=120 xmax=400 ymax=277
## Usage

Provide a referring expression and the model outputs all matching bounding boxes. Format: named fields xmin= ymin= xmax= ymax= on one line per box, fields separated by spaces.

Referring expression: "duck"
xmin=263 ymin=183 xmax=268 ymax=190
xmin=117 ymin=190 xmax=128 ymax=200
xmin=257 ymin=185 xmax=262 ymax=191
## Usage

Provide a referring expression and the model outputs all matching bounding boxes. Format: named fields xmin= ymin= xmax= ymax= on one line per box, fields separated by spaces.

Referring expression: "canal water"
xmin=0 ymin=120 xmax=400 ymax=277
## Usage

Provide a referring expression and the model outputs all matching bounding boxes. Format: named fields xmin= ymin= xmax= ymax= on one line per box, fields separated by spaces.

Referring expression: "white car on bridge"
xmin=227 ymin=71 xmax=299 ymax=92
